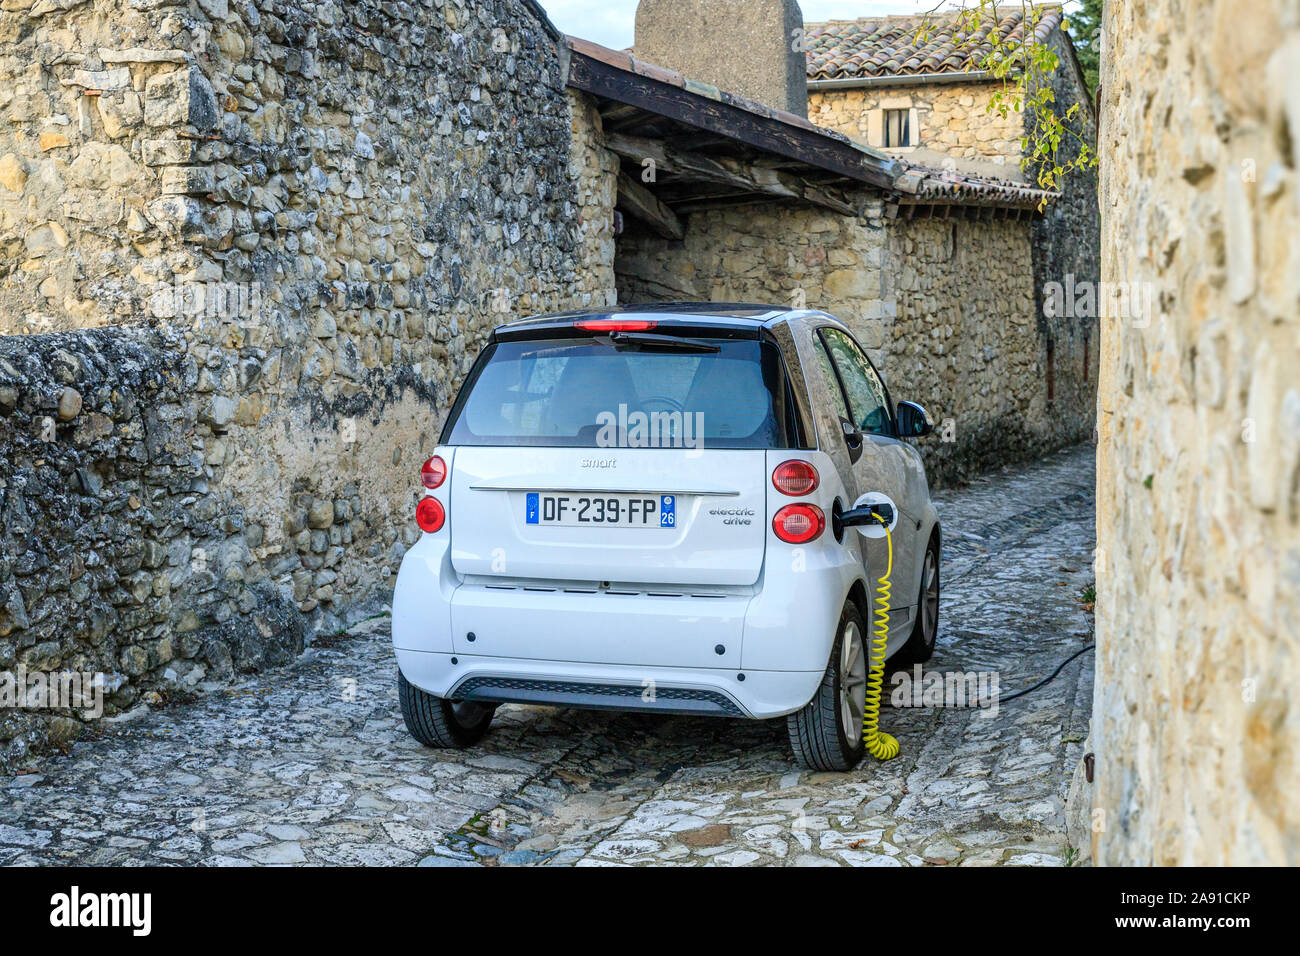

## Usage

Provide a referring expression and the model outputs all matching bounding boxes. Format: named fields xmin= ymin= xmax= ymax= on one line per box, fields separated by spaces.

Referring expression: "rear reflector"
xmin=772 ymin=503 xmax=824 ymax=544
xmin=772 ymin=459 xmax=819 ymax=496
xmin=574 ymin=318 xmax=657 ymax=332
xmin=421 ymin=455 xmax=447 ymax=489
xmin=416 ymin=497 xmax=445 ymax=533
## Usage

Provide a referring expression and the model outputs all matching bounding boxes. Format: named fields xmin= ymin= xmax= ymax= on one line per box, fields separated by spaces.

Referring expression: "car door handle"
xmin=839 ymin=419 xmax=863 ymax=463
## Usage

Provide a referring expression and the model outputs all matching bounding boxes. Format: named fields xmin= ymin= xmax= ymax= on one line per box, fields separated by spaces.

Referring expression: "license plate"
xmin=526 ymin=493 xmax=677 ymax=528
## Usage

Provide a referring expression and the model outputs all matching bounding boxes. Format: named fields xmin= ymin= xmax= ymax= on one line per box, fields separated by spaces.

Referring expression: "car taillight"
xmin=416 ymin=497 xmax=445 ymax=533
xmin=574 ymin=318 xmax=657 ymax=332
xmin=421 ymin=455 xmax=446 ymax=489
xmin=772 ymin=503 xmax=824 ymax=544
xmin=772 ymin=459 xmax=819 ymax=496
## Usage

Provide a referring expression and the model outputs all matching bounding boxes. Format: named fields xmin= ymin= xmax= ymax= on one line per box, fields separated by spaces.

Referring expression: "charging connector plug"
xmin=841 ymin=502 xmax=894 ymax=529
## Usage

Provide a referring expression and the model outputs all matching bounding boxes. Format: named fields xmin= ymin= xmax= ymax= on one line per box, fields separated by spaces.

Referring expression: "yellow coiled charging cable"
xmin=861 ymin=513 xmax=899 ymax=760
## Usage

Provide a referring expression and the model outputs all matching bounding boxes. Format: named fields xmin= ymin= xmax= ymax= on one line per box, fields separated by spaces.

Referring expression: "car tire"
xmin=398 ymin=669 xmax=496 ymax=748
xmin=893 ymin=536 xmax=940 ymax=667
xmin=787 ymin=601 xmax=868 ymax=771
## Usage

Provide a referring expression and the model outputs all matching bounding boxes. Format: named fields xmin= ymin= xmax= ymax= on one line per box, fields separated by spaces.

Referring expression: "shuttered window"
xmin=883 ymin=109 xmax=912 ymax=147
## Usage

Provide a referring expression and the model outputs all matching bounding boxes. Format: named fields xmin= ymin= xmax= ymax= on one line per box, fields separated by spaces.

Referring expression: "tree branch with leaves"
xmin=913 ymin=0 xmax=1099 ymax=204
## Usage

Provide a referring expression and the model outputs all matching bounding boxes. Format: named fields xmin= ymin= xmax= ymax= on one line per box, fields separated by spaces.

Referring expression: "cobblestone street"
xmin=2 ymin=445 xmax=1096 ymax=867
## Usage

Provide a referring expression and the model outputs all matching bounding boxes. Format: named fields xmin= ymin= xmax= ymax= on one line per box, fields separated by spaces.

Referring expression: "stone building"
xmin=0 ymin=0 xmax=1097 ymax=764
xmin=1085 ymin=0 xmax=1300 ymax=866
xmin=802 ymin=5 xmax=1101 ymax=459
xmin=805 ymin=8 xmax=1074 ymax=168
xmin=615 ymin=0 xmax=1098 ymax=478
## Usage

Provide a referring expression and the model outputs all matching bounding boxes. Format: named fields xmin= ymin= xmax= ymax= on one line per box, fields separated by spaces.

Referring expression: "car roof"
xmin=492 ymin=302 xmax=824 ymax=339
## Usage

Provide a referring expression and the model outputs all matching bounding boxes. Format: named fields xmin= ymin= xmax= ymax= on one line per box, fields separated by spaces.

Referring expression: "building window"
xmin=883 ymin=109 xmax=912 ymax=147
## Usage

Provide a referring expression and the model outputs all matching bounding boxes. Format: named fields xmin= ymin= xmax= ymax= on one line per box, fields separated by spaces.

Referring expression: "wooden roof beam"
xmin=567 ymin=43 xmax=901 ymax=190
xmin=616 ymin=171 xmax=684 ymax=241
xmin=605 ymin=132 xmax=858 ymax=217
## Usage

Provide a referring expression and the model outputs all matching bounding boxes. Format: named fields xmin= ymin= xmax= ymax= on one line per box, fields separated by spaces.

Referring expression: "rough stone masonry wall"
xmin=808 ymin=80 xmax=1025 ymax=172
xmin=886 ymin=215 xmax=1072 ymax=483
xmin=0 ymin=0 xmax=618 ymax=769
xmin=568 ymin=90 xmax=619 ymax=303
xmin=1092 ymin=0 xmax=1300 ymax=864
xmin=0 ymin=325 xmax=312 ymax=761
xmin=1029 ymin=25 xmax=1101 ymax=465
xmin=615 ymin=199 xmax=890 ymax=360
xmin=615 ymin=195 xmax=1085 ymax=486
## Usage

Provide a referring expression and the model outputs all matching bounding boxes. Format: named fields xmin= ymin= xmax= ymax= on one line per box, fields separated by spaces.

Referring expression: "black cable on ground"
xmin=917 ymin=643 xmax=1095 ymax=710
xmin=993 ymin=643 xmax=1095 ymax=705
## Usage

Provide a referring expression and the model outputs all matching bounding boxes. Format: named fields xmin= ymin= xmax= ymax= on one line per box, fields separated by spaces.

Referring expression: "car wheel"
xmin=398 ymin=669 xmax=496 ymax=748
xmin=787 ymin=601 xmax=868 ymax=771
xmin=893 ymin=536 xmax=940 ymax=667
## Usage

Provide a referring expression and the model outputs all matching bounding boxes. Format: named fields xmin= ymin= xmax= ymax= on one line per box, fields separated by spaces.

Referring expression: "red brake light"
xmin=772 ymin=503 xmax=824 ymax=544
xmin=421 ymin=455 xmax=446 ymax=489
xmin=416 ymin=497 xmax=445 ymax=533
xmin=772 ymin=460 xmax=819 ymax=496
xmin=574 ymin=318 xmax=658 ymax=332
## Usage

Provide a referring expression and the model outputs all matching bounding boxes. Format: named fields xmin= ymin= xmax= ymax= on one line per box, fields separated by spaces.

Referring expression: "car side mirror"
xmin=896 ymin=401 xmax=934 ymax=438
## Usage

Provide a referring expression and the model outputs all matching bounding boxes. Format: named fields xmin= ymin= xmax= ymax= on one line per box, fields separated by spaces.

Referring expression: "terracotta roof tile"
xmin=901 ymin=164 xmax=1057 ymax=207
xmin=806 ymin=5 xmax=1063 ymax=80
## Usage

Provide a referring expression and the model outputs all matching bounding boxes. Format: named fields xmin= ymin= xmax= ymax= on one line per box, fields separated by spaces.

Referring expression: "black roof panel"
xmin=491 ymin=303 xmax=799 ymax=342
xmin=495 ymin=301 xmax=790 ymax=332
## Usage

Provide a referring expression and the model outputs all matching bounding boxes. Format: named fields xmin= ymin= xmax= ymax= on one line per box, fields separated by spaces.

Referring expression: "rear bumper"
xmin=394 ymin=647 xmax=822 ymax=719
xmin=392 ymin=528 xmax=861 ymax=720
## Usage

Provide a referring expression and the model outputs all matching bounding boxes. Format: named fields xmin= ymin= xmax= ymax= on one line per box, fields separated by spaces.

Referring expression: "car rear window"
xmin=443 ymin=336 xmax=796 ymax=449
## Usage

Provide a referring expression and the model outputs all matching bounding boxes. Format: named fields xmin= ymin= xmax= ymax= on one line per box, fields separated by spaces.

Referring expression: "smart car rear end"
xmin=392 ymin=304 xmax=940 ymax=769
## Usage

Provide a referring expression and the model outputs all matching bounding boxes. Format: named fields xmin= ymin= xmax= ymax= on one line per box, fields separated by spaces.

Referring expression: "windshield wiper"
xmin=603 ymin=331 xmax=721 ymax=353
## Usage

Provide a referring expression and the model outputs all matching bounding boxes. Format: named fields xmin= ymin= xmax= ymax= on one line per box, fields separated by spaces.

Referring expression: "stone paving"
xmin=1 ymin=444 xmax=1096 ymax=866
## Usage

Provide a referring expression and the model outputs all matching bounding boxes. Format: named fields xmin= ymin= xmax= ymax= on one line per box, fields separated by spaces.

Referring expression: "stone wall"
xmin=615 ymin=196 xmax=1089 ymax=486
xmin=567 ymin=91 xmax=619 ymax=310
xmin=0 ymin=0 xmax=605 ymax=336
xmin=616 ymin=198 xmax=888 ymax=357
xmin=0 ymin=325 xmax=309 ymax=764
xmin=1091 ymin=0 xmax=1300 ymax=864
xmin=809 ymin=80 xmax=1024 ymax=173
xmin=1029 ymin=26 xmax=1101 ymax=463
xmin=0 ymin=0 xmax=617 ymax=768
xmin=887 ymin=215 xmax=1075 ymax=482
xmin=634 ymin=0 xmax=808 ymax=117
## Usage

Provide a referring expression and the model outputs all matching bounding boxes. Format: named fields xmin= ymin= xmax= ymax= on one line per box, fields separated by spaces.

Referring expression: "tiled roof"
xmin=898 ymin=165 xmax=1057 ymax=208
xmin=805 ymin=6 xmax=1064 ymax=81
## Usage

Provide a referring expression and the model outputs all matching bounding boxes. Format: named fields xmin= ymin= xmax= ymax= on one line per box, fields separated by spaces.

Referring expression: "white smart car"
xmin=392 ymin=304 xmax=940 ymax=770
